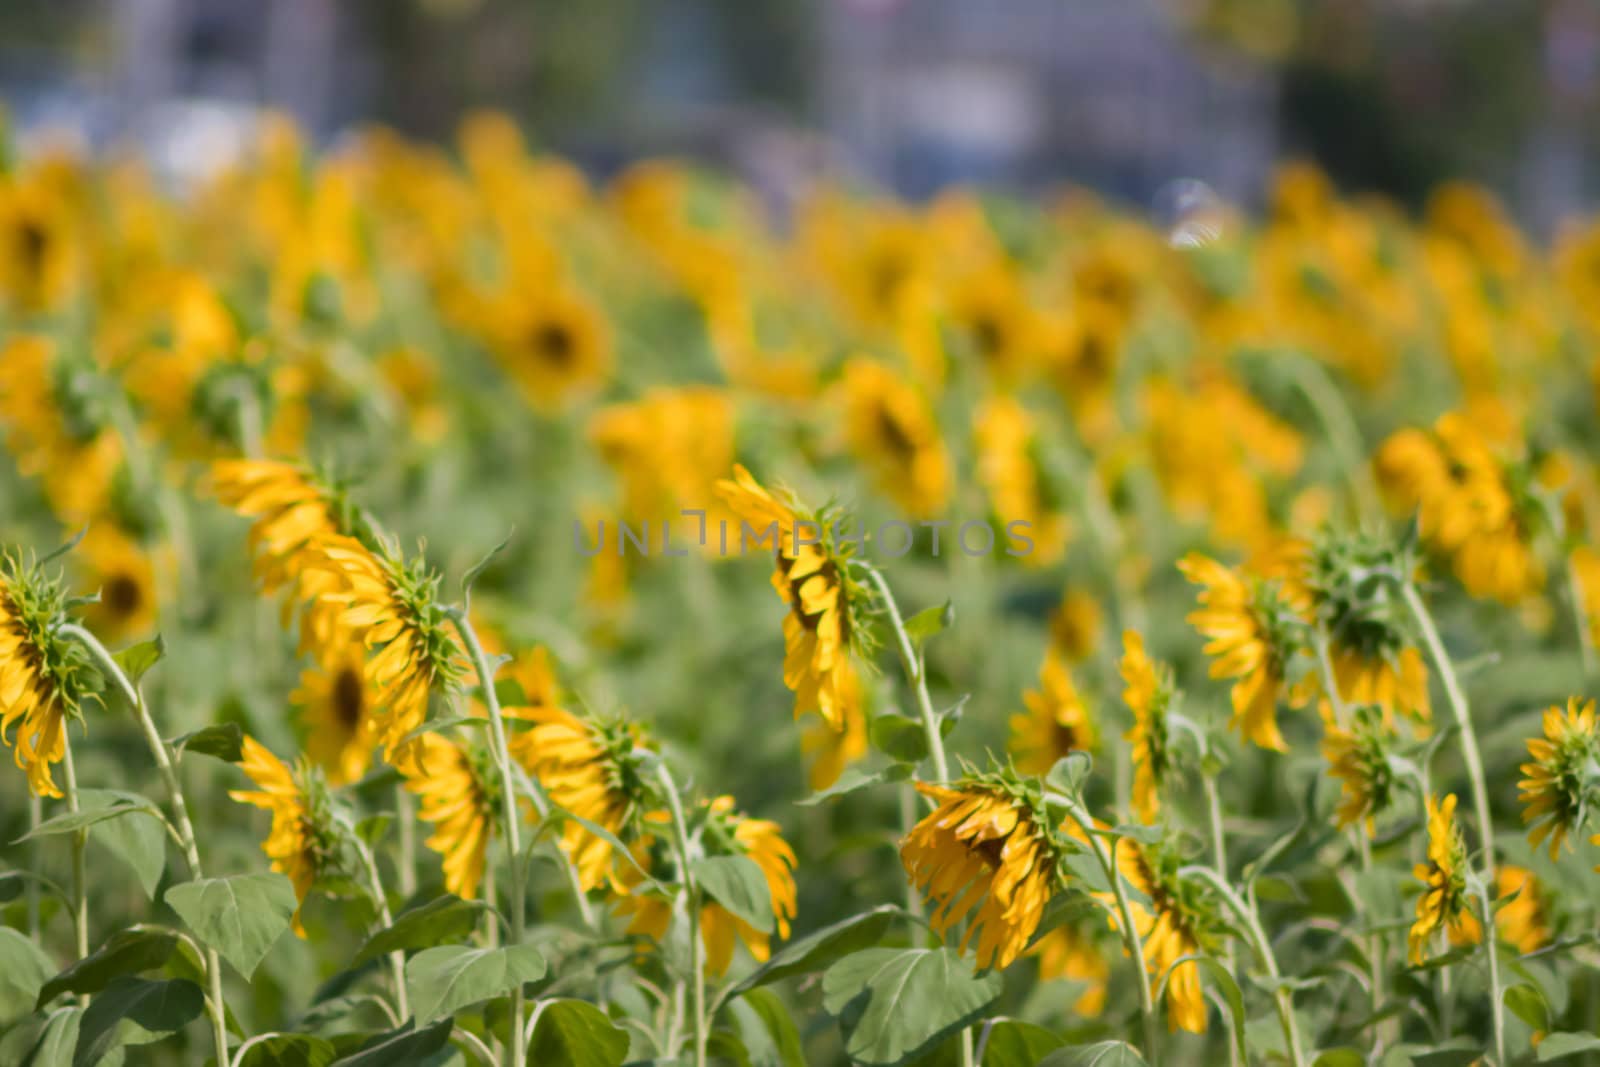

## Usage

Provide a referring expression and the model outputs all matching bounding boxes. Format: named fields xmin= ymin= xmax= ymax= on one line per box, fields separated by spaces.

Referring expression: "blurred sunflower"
xmin=1493 ymin=865 xmax=1550 ymax=954
xmin=1031 ymin=926 xmax=1107 ymax=1016
xmin=838 ymin=360 xmax=951 ymax=519
xmin=1518 ymin=697 xmax=1599 ymax=859
xmin=402 ymin=732 xmax=497 ymax=900
xmin=230 ymin=736 xmax=338 ymax=931
xmin=975 ymin=396 xmax=1070 ymax=566
xmin=294 ymin=640 xmax=377 ymax=786
xmin=1408 ymin=793 xmax=1481 ymax=964
xmin=1009 ymin=653 xmax=1096 ymax=775
xmin=1121 ymin=631 xmax=1174 ymax=824
xmin=1321 ymin=704 xmax=1398 ymax=836
xmin=482 ymin=283 xmax=610 ymax=411
xmin=0 ymin=336 xmax=123 ymax=525
xmin=76 ymin=525 xmax=159 ymax=641
xmin=1048 ymin=589 xmax=1103 ymax=664
xmin=0 ymin=175 xmax=77 ymax=311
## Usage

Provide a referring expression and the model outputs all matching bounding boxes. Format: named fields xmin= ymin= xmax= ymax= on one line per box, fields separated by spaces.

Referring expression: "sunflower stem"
xmin=26 ymin=793 xmax=41 ymax=939
xmin=1355 ymin=829 xmax=1388 ymax=1050
xmin=1475 ymin=882 xmax=1506 ymax=1066
xmin=863 ymin=566 xmax=949 ymax=782
xmin=395 ymin=783 xmax=417 ymax=898
xmin=1283 ymin=354 xmax=1381 ymax=524
xmin=355 ymin=837 xmax=410 ymax=1020
xmin=58 ymin=735 xmax=88 ymax=966
xmin=655 ymin=761 xmax=706 ymax=1067
xmin=1202 ymin=773 xmax=1242 ymax=1067
xmin=60 ymin=623 xmax=232 ymax=1067
xmin=446 ymin=609 xmax=527 ymax=1067
xmin=1400 ymin=582 xmax=1496 ymax=883
xmin=1182 ymin=864 xmax=1306 ymax=1067
xmin=1565 ymin=555 xmax=1596 ymax=677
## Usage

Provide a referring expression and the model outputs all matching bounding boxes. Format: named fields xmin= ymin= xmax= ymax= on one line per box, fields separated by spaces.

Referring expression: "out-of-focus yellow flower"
xmin=590 ymin=387 xmax=735 ymax=541
xmin=1121 ymin=631 xmax=1173 ymax=824
xmin=838 ymin=359 xmax=950 ymax=519
xmin=229 ymin=736 xmax=327 ymax=932
xmin=974 ymin=396 xmax=1069 ymax=566
xmin=402 ymin=732 xmax=496 ymax=901
xmin=1493 ymin=865 xmax=1550 ymax=955
xmin=0 ymin=336 xmax=123 ymax=525
xmin=1321 ymin=705 xmax=1397 ymax=836
xmin=1009 ymin=653 xmax=1096 ymax=775
xmin=1408 ymin=794 xmax=1482 ymax=964
xmin=1030 ymin=926 xmax=1107 ymax=1016
xmin=76 ymin=525 xmax=159 ymax=642
xmin=948 ymin=260 xmax=1042 ymax=385
xmin=480 ymin=282 xmax=610 ymax=412
xmin=1049 ymin=589 xmax=1103 ymax=664
xmin=294 ymin=640 xmax=377 ymax=787
xmin=0 ymin=173 xmax=78 ymax=312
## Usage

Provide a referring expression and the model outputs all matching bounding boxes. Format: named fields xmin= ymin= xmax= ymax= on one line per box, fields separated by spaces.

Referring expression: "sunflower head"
xmin=1111 ymin=834 xmax=1226 ymax=1034
xmin=1305 ymin=527 xmax=1417 ymax=657
xmin=0 ymin=550 xmax=97 ymax=797
xmin=1518 ymin=697 xmax=1599 ymax=859
xmin=1120 ymin=630 xmax=1177 ymax=824
xmin=229 ymin=736 xmax=351 ymax=928
xmin=900 ymin=767 xmax=1075 ymax=971
xmin=1009 ymin=653 xmax=1097 ymax=776
xmin=1408 ymin=793 xmax=1482 ymax=964
xmin=1321 ymin=703 xmax=1399 ymax=835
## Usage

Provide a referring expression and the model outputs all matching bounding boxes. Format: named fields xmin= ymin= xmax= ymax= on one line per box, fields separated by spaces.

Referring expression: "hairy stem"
xmin=656 ymin=762 xmax=706 ymax=1067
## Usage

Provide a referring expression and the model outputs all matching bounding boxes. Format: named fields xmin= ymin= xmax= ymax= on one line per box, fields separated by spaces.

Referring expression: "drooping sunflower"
xmin=1121 ymin=631 xmax=1175 ymax=824
xmin=294 ymin=640 xmax=378 ymax=786
xmin=1110 ymin=837 xmax=1217 ymax=1034
xmin=900 ymin=777 xmax=1065 ymax=971
xmin=1178 ymin=552 xmax=1308 ymax=752
xmin=715 ymin=464 xmax=867 ymax=733
xmin=1493 ymin=865 xmax=1551 ymax=954
xmin=509 ymin=706 xmax=646 ymax=891
xmin=801 ymin=694 xmax=868 ymax=792
xmin=1518 ymin=697 xmax=1599 ymax=859
xmin=1009 ymin=653 xmax=1097 ymax=776
xmin=1321 ymin=704 xmax=1398 ymax=836
xmin=229 ymin=736 xmax=335 ymax=930
xmin=838 ymin=359 xmax=951 ymax=519
xmin=1408 ymin=793 xmax=1482 ymax=964
xmin=401 ymin=732 xmax=497 ymax=900
xmin=0 ymin=554 xmax=91 ymax=799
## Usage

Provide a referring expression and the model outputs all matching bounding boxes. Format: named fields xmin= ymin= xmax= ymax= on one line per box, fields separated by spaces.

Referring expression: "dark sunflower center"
xmin=102 ymin=574 xmax=143 ymax=617
xmin=530 ymin=321 xmax=576 ymax=368
xmin=780 ymin=555 xmax=849 ymax=642
xmin=333 ymin=667 xmax=365 ymax=730
xmin=874 ymin=405 xmax=918 ymax=464
xmin=1051 ymin=720 xmax=1084 ymax=755
xmin=971 ymin=314 xmax=1003 ymax=358
xmin=973 ymin=834 xmax=1007 ymax=870
xmin=15 ymin=219 xmax=47 ymax=279
xmin=869 ymin=254 xmax=909 ymax=311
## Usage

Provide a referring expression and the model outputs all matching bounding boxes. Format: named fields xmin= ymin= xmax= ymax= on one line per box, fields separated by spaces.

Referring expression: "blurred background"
xmin=2 ymin=0 xmax=1598 ymax=233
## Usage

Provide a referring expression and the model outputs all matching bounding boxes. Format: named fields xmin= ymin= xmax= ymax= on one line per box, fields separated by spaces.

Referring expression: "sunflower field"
xmin=1 ymin=113 xmax=1600 ymax=1067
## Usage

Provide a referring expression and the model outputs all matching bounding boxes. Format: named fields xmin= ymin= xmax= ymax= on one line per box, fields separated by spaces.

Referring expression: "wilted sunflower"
xmin=1518 ymin=697 xmax=1599 ymax=859
xmin=1408 ymin=793 xmax=1482 ymax=964
xmin=1178 ymin=552 xmax=1308 ymax=752
xmin=294 ymin=640 xmax=377 ymax=786
xmin=402 ymin=732 xmax=497 ymax=900
xmin=1009 ymin=653 xmax=1096 ymax=775
xmin=1493 ymin=865 xmax=1551 ymax=954
xmin=715 ymin=464 xmax=868 ymax=732
xmin=510 ymin=706 xmax=646 ymax=891
xmin=838 ymin=359 xmax=951 ymax=519
xmin=230 ymin=736 xmax=338 ymax=931
xmin=618 ymin=796 xmax=799 ymax=976
xmin=900 ymin=776 xmax=1066 ymax=971
xmin=0 ymin=554 xmax=91 ymax=798
xmin=1321 ymin=705 xmax=1398 ymax=835
xmin=1110 ymin=837 xmax=1218 ymax=1034
xmin=1121 ymin=631 xmax=1175 ymax=824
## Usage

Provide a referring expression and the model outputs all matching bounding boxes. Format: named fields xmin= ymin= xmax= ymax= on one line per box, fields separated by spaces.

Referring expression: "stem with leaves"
xmin=656 ymin=762 xmax=706 ymax=1067
xmin=60 ymin=624 xmax=231 ymax=1067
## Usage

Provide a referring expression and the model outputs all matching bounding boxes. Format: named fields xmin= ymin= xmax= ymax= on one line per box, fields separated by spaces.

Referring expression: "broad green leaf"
xmin=0 ymin=870 xmax=25 ymax=902
xmin=980 ymin=1019 xmax=1066 ymax=1066
xmin=1311 ymin=1051 xmax=1364 ymax=1067
xmin=1504 ymin=982 xmax=1551 ymax=1033
xmin=165 ymin=872 xmax=296 ymax=980
xmin=797 ymin=764 xmax=913 ymax=806
xmin=328 ymin=1018 xmax=454 ymax=1066
xmin=1038 ymin=1042 xmax=1147 ymax=1066
xmin=528 ymin=999 xmax=629 ymax=1067
xmin=732 ymin=905 xmax=899 ymax=993
xmin=903 ymin=601 xmax=953 ymax=642
xmin=38 ymin=929 xmax=176 ymax=1007
xmin=73 ymin=977 xmax=203 ymax=1066
xmin=739 ymin=987 xmax=805 ymax=1067
xmin=29 ymin=1006 xmax=83 ymax=1067
xmin=0 ymin=927 xmax=56 ymax=1027
xmin=870 ymin=715 xmax=929 ymax=764
xmin=354 ymin=894 xmax=490 ymax=965
xmin=113 ymin=636 xmax=164 ymax=685
xmin=405 ymin=944 xmax=547 ymax=1022
xmin=1538 ymin=1032 xmax=1600 ymax=1060
xmin=169 ymin=723 xmax=244 ymax=763
xmin=237 ymin=1033 xmax=339 ymax=1067
xmin=1044 ymin=754 xmax=1092 ymax=799
xmin=693 ymin=855 xmax=773 ymax=934
xmin=1408 ymin=1042 xmax=1483 ymax=1067
xmin=1191 ymin=956 xmax=1247 ymax=1063
xmin=13 ymin=802 xmax=161 ymax=844
xmin=82 ymin=789 xmax=167 ymax=899
xmin=822 ymin=947 xmax=1002 ymax=1066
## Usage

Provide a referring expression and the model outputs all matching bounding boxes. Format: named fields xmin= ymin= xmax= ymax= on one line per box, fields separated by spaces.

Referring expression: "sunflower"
xmin=974 ymin=396 xmax=1070 ymax=566
xmin=838 ymin=360 xmax=951 ymax=519
xmin=294 ymin=640 xmax=378 ymax=786
xmin=1493 ymin=865 xmax=1551 ymax=954
xmin=1408 ymin=794 xmax=1482 ymax=964
xmin=589 ymin=386 xmax=736 ymax=541
xmin=1031 ymin=926 xmax=1108 ymax=1016
xmin=801 ymin=694 xmax=868 ymax=792
xmin=401 ymin=732 xmax=497 ymax=900
xmin=483 ymin=283 xmax=610 ymax=411
xmin=0 ymin=336 xmax=123 ymax=525
xmin=1009 ymin=653 xmax=1096 ymax=776
xmin=229 ymin=736 xmax=332 ymax=930
xmin=509 ymin=706 xmax=645 ymax=891
xmin=1518 ymin=697 xmax=1599 ymax=859
xmin=1048 ymin=589 xmax=1102 ymax=664
xmin=0 ymin=175 xmax=77 ymax=312
xmin=0 ymin=555 xmax=89 ymax=799
xmin=949 ymin=261 xmax=1040 ymax=384
xmin=1109 ymin=836 xmax=1217 ymax=1034
xmin=76 ymin=525 xmax=159 ymax=641
xmin=900 ymin=778 xmax=1064 ymax=971
xmin=715 ymin=465 xmax=866 ymax=732
xmin=1178 ymin=552 xmax=1307 ymax=752
xmin=1321 ymin=705 xmax=1398 ymax=835
xmin=618 ymin=796 xmax=799 ymax=976
xmin=1121 ymin=631 xmax=1174 ymax=824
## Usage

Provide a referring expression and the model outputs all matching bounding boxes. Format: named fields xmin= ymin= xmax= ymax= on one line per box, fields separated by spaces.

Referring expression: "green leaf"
xmin=903 ymin=601 xmax=953 ymax=643
xmin=1191 ymin=957 xmax=1247 ymax=1063
xmin=82 ymin=789 xmax=167 ymax=899
xmin=1407 ymin=1042 xmax=1483 ymax=1067
xmin=732 ymin=905 xmax=899 ymax=993
xmin=237 ymin=1033 xmax=339 ymax=1067
xmin=979 ymin=1019 xmax=1066 ymax=1066
xmin=694 ymin=855 xmax=774 ymax=934
xmin=1310 ymin=1050 xmax=1364 ymax=1067
xmin=328 ymin=1018 xmax=454 ymax=1066
xmin=739 ymin=987 xmax=805 ymax=1067
xmin=113 ymin=636 xmax=165 ymax=685
xmin=1044 ymin=754 xmax=1092 ymax=799
xmin=798 ymin=764 xmax=914 ymax=806
xmin=0 ymin=927 xmax=56 ymax=1027
xmin=870 ymin=715 xmax=929 ymax=764
xmin=169 ymin=723 xmax=244 ymax=763
xmin=1537 ymin=1032 xmax=1600 ymax=1060
xmin=460 ymin=530 xmax=514 ymax=602
xmin=38 ymin=929 xmax=177 ymax=1007
xmin=1504 ymin=982 xmax=1551 ymax=1033
xmin=404 ymin=944 xmax=547 ymax=1023
xmin=164 ymin=872 xmax=296 ymax=980
xmin=527 ymin=999 xmax=629 ymax=1067
xmin=13 ymin=802 xmax=162 ymax=844
xmin=822 ymin=947 xmax=1002 ymax=1066
xmin=27 ymin=1006 xmax=82 ymax=1067
xmin=1037 ymin=1041 xmax=1147 ymax=1066
xmin=73 ymin=977 xmax=203 ymax=1066
xmin=354 ymin=894 xmax=491 ymax=966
